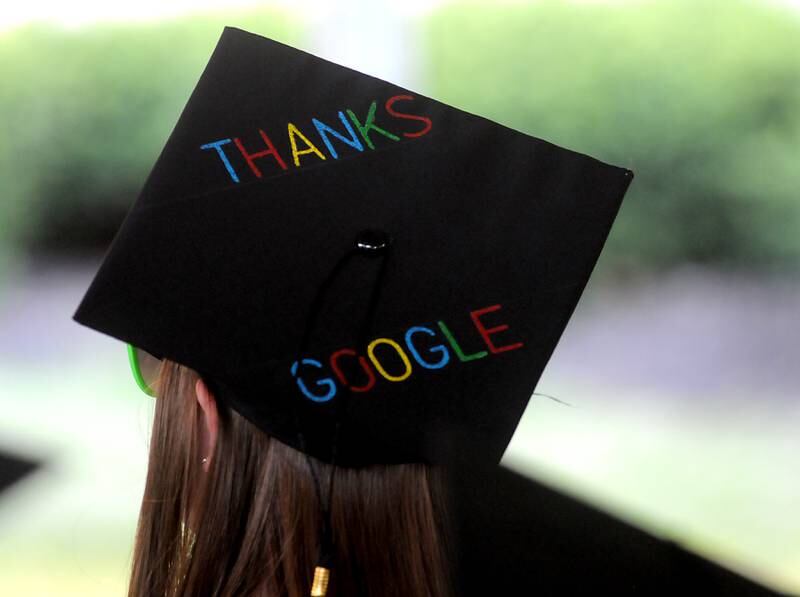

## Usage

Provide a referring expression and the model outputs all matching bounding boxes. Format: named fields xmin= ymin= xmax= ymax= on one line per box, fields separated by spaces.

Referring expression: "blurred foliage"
xmin=0 ymin=0 xmax=799 ymax=279
xmin=0 ymin=9 xmax=300 ymax=279
xmin=422 ymin=0 xmax=800 ymax=272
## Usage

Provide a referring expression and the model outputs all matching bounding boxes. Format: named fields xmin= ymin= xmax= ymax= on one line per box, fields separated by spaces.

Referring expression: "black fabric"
xmin=72 ymin=26 xmax=634 ymax=466
xmin=444 ymin=461 xmax=788 ymax=597
xmin=0 ymin=448 xmax=39 ymax=495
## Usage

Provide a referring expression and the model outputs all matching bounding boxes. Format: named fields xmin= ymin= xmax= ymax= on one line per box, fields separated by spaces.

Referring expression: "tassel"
xmin=300 ymin=232 xmax=392 ymax=597
xmin=310 ymin=521 xmax=334 ymax=596
xmin=310 ymin=566 xmax=330 ymax=597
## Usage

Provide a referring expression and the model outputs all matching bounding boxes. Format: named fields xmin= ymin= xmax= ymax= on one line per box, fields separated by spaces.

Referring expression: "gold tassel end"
xmin=310 ymin=565 xmax=330 ymax=597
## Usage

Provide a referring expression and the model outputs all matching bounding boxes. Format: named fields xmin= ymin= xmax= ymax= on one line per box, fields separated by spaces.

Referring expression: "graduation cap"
xmin=72 ymin=26 xmax=634 ymax=592
xmin=0 ymin=447 xmax=39 ymax=497
xmin=73 ymin=25 xmax=633 ymax=467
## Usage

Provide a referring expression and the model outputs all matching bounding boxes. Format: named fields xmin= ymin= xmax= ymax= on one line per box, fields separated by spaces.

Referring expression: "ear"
xmin=195 ymin=377 xmax=219 ymax=473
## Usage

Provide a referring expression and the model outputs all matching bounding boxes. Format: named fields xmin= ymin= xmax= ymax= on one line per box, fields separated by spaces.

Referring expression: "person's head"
xmin=128 ymin=358 xmax=452 ymax=597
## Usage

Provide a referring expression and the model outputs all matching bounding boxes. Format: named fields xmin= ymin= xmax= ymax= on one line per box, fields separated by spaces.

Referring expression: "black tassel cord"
xmin=290 ymin=230 xmax=393 ymax=596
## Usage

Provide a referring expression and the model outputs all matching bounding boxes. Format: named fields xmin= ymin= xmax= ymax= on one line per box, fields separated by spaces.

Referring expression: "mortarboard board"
xmin=0 ymin=448 xmax=39 ymax=497
xmin=71 ymin=26 xmax=634 ymax=470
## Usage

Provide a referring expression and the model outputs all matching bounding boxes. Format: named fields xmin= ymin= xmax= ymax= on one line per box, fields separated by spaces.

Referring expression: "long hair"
xmin=128 ymin=359 xmax=453 ymax=597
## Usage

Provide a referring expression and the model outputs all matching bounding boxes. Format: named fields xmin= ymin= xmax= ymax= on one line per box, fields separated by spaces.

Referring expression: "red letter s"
xmin=385 ymin=94 xmax=433 ymax=138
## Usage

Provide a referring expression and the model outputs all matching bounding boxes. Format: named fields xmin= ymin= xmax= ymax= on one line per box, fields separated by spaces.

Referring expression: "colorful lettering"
xmin=367 ymin=338 xmax=412 ymax=382
xmin=200 ymin=95 xmax=433 ymax=185
xmin=346 ymin=101 xmax=400 ymax=150
xmin=288 ymin=122 xmax=327 ymax=167
xmin=437 ymin=321 xmax=488 ymax=362
xmin=312 ymin=112 xmax=364 ymax=159
xmin=290 ymin=358 xmax=337 ymax=402
xmin=385 ymin=94 xmax=433 ymax=138
xmin=405 ymin=326 xmax=450 ymax=369
xmin=233 ymin=129 xmax=288 ymax=177
xmin=330 ymin=348 xmax=376 ymax=392
xmin=291 ymin=303 xmax=522 ymax=402
xmin=200 ymin=139 xmax=240 ymax=183
xmin=470 ymin=304 xmax=524 ymax=354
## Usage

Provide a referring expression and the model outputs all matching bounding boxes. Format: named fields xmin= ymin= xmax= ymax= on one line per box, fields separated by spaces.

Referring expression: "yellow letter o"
xmin=367 ymin=338 xmax=412 ymax=382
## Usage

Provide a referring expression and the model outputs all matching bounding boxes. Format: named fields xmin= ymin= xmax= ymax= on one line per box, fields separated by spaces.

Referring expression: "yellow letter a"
xmin=287 ymin=122 xmax=327 ymax=167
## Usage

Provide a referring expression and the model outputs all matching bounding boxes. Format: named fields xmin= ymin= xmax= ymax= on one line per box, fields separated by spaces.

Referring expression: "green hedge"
xmin=0 ymin=10 xmax=300 ymax=278
xmin=422 ymin=0 xmax=800 ymax=271
xmin=1 ymin=1 xmax=798 ymax=279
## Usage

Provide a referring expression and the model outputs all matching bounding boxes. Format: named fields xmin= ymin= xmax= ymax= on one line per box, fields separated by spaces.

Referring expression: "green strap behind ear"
xmin=127 ymin=343 xmax=157 ymax=397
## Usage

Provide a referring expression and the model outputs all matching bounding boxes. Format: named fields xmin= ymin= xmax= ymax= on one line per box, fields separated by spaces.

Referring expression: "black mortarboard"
xmin=72 ymin=25 xmax=633 ymax=469
xmin=0 ymin=448 xmax=39 ymax=496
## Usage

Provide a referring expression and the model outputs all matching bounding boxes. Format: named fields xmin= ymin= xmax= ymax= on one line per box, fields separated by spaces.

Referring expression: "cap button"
xmin=355 ymin=229 xmax=392 ymax=254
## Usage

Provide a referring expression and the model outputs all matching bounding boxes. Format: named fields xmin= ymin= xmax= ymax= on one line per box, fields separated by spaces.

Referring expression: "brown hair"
xmin=128 ymin=359 xmax=453 ymax=597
